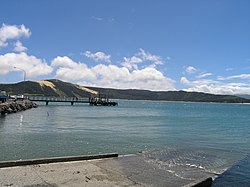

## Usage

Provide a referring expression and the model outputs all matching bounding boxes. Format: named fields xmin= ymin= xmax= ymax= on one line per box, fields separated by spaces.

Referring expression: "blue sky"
xmin=0 ymin=0 xmax=249 ymax=94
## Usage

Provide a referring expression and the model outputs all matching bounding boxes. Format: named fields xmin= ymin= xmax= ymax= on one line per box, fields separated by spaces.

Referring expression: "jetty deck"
xmin=28 ymin=96 xmax=118 ymax=106
xmin=28 ymin=96 xmax=89 ymax=105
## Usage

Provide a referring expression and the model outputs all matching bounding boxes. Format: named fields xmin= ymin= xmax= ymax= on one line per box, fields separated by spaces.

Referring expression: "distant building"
xmin=0 ymin=90 xmax=7 ymax=96
xmin=0 ymin=90 xmax=8 ymax=103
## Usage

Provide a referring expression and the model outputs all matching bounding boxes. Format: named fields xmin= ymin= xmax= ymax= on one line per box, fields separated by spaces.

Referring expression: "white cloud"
xmin=91 ymin=16 xmax=115 ymax=23
xmin=180 ymin=77 xmax=191 ymax=85
xmin=0 ymin=52 xmax=52 ymax=78
xmin=185 ymin=66 xmax=197 ymax=74
xmin=0 ymin=24 xmax=31 ymax=48
xmin=13 ymin=40 xmax=27 ymax=52
xmin=184 ymin=66 xmax=211 ymax=79
xmin=181 ymin=67 xmax=250 ymax=94
xmin=51 ymin=56 xmax=78 ymax=68
xmin=226 ymin=68 xmax=234 ymax=71
xmin=92 ymin=64 xmax=130 ymax=81
xmin=82 ymin=51 xmax=111 ymax=63
xmin=180 ymin=76 xmax=250 ymax=95
xmin=55 ymin=66 xmax=96 ymax=82
xmin=196 ymin=72 xmax=212 ymax=79
xmin=138 ymin=49 xmax=163 ymax=65
xmin=181 ymin=65 xmax=250 ymax=94
xmin=121 ymin=49 xmax=165 ymax=71
xmin=217 ymin=74 xmax=250 ymax=81
xmin=132 ymin=67 xmax=165 ymax=81
xmin=91 ymin=16 xmax=103 ymax=21
xmin=52 ymin=55 xmax=175 ymax=91
xmin=51 ymin=56 xmax=96 ymax=81
xmin=122 ymin=56 xmax=143 ymax=70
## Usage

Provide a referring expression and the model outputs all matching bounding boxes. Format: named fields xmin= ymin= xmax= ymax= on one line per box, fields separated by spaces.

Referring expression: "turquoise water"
xmin=0 ymin=100 xmax=250 ymax=184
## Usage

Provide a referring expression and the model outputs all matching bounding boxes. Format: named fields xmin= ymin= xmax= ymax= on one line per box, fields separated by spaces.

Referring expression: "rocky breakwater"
xmin=0 ymin=100 xmax=38 ymax=115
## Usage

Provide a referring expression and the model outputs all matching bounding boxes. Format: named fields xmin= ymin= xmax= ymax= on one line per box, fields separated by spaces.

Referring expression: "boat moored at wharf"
xmin=89 ymin=95 xmax=118 ymax=106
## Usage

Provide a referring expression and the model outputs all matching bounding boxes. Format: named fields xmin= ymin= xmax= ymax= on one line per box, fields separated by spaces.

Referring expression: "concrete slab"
xmin=0 ymin=154 xmax=213 ymax=187
xmin=0 ymin=158 xmax=142 ymax=187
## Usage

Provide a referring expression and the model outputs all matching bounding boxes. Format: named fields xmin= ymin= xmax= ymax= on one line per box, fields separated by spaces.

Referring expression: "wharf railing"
xmin=27 ymin=96 xmax=90 ymax=105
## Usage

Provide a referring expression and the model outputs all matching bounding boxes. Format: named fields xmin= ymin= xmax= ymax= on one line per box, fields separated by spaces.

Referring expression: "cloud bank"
xmin=0 ymin=52 xmax=53 ymax=77
xmin=52 ymin=53 xmax=175 ymax=91
xmin=181 ymin=66 xmax=250 ymax=95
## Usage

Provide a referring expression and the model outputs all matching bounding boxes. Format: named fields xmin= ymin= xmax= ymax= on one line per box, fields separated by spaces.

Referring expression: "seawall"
xmin=0 ymin=100 xmax=37 ymax=114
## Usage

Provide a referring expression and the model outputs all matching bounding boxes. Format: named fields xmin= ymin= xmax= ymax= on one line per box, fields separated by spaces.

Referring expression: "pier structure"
xmin=28 ymin=96 xmax=118 ymax=106
xmin=28 ymin=96 xmax=89 ymax=105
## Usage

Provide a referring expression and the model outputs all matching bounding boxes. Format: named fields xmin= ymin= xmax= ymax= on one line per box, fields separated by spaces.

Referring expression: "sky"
xmin=0 ymin=0 xmax=249 ymax=95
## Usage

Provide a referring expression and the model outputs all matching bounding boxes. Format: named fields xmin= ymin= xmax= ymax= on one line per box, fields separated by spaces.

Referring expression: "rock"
xmin=0 ymin=100 xmax=38 ymax=115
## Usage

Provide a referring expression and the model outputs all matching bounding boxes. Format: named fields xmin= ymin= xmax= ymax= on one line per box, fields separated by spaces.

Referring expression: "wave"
xmin=138 ymin=146 xmax=243 ymax=181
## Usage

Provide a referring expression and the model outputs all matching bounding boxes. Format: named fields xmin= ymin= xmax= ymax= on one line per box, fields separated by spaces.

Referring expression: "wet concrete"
xmin=0 ymin=154 xmax=214 ymax=187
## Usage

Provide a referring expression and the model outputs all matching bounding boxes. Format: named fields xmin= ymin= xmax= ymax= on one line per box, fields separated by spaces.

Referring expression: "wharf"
xmin=28 ymin=96 xmax=118 ymax=106
xmin=0 ymin=153 xmax=213 ymax=187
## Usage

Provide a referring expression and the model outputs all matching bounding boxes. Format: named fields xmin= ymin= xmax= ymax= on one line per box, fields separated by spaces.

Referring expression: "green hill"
xmin=0 ymin=79 xmax=249 ymax=103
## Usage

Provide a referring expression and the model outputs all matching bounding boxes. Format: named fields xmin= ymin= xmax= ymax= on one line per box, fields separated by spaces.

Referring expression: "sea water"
xmin=0 ymin=100 xmax=249 ymax=185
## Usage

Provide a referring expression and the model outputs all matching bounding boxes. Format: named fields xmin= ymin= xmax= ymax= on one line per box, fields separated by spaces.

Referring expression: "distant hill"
xmin=0 ymin=79 xmax=250 ymax=103
xmin=236 ymin=94 xmax=250 ymax=100
xmin=85 ymin=86 xmax=250 ymax=103
xmin=0 ymin=79 xmax=97 ymax=98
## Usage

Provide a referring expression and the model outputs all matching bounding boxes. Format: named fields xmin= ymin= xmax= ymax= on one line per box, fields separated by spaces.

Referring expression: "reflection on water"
xmin=19 ymin=114 xmax=23 ymax=126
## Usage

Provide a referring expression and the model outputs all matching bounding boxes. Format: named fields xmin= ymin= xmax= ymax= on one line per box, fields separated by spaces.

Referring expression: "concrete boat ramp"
xmin=0 ymin=153 xmax=213 ymax=187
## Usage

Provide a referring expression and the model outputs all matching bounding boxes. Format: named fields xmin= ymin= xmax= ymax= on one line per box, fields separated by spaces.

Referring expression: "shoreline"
xmin=0 ymin=153 xmax=118 ymax=168
xmin=0 ymin=153 xmax=213 ymax=187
